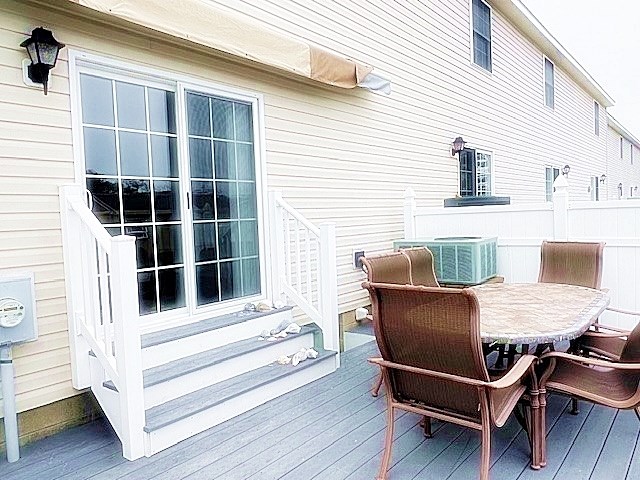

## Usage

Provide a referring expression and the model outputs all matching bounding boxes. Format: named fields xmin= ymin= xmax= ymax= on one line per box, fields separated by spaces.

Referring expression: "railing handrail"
xmin=274 ymin=194 xmax=321 ymax=237
xmin=67 ymin=197 xmax=114 ymax=253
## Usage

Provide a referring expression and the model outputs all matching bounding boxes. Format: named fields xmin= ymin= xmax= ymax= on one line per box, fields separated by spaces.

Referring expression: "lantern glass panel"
xmin=37 ymin=43 xmax=59 ymax=66
xmin=25 ymin=43 xmax=38 ymax=63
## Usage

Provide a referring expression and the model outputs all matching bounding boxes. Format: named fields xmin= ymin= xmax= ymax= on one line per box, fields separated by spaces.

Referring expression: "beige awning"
xmin=67 ymin=0 xmax=390 ymax=94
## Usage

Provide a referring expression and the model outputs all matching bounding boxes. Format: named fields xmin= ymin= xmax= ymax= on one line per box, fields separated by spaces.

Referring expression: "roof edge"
xmin=608 ymin=113 xmax=640 ymax=148
xmin=491 ymin=0 xmax=614 ymax=107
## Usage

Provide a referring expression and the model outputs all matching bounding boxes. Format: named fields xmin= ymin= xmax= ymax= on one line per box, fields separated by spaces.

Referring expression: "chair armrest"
xmin=368 ymin=357 xmax=487 ymax=387
xmin=582 ymin=328 xmax=629 ymax=338
xmin=486 ymin=355 xmax=537 ymax=390
xmin=539 ymin=351 xmax=640 ymax=370
xmin=606 ymin=306 xmax=640 ymax=317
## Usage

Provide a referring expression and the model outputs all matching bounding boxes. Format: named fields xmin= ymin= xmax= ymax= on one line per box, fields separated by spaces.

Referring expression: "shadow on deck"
xmin=2 ymin=340 xmax=639 ymax=479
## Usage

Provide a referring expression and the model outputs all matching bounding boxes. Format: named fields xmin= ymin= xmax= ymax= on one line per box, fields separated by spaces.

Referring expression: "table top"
xmin=470 ymin=283 xmax=610 ymax=344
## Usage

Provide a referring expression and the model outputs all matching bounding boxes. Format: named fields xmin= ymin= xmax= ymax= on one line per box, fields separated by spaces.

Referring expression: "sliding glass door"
xmin=78 ymin=68 xmax=262 ymax=321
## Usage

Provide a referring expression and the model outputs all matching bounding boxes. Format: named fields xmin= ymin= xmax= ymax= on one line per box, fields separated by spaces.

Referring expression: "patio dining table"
xmin=470 ymin=282 xmax=610 ymax=346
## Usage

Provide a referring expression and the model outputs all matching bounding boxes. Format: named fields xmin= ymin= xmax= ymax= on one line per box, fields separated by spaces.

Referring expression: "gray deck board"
xmin=2 ymin=340 xmax=638 ymax=480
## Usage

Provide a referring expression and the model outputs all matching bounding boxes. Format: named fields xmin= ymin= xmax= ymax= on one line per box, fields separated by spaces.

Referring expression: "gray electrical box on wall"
xmin=0 ymin=272 xmax=38 ymax=345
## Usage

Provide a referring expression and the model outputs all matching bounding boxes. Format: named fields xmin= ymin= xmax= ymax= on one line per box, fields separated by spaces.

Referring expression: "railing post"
xmin=268 ymin=190 xmax=285 ymax=304
xmin=404 ymin=187 xmax=417 ymax=240
xmin=110 ymin=235 xmax=145 ymax=460
xmin=59 ymin=184 xmax=91 ymax=389
xmin=319 ymin=222 xmax=340 ymax=367
xmin=552 ymin=176 xmax=570 ymax=240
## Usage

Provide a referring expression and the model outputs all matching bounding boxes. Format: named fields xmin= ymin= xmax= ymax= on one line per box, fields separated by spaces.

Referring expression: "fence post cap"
xmin=553 ymin=175 xmax=569 ymax=190
xmin=404 ymin=187 xmax=416 ymax=198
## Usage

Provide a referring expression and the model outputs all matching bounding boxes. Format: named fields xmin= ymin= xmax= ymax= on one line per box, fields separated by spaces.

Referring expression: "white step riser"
xmin=89 ymin=355 xmax=122 ymax=440
xmin=142 ymin=309 xmax=293 ymax=370
xmin=143 ymin=332 xmax=316 ymax=409
xmin=144 ymin=356 xmax=336 ymax=456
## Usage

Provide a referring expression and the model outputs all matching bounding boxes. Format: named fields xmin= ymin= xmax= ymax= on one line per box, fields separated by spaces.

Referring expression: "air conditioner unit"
xmin=393 ymin=237 xmax=498 ymax=285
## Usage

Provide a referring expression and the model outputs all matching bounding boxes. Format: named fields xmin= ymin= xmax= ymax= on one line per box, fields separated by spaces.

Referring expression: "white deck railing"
xmin=59 ymin=185 xmax=145 ymax=460
xmin=403 ymin=177 xmax=640 ymax=330
xmin=268 ymin=190 xmax=339 ymax=363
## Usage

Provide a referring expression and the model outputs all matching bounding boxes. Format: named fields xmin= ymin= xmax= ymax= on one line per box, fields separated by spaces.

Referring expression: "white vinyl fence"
xmin=403 ymin=177 xmax=640 ymax=329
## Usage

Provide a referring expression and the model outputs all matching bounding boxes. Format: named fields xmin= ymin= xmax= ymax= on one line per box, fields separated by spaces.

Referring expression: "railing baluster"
xmin=97 ymin=246 xmax=111 ymax=357
xmin=285 ymin=210 xmax=292 ymax=285
xmin=295 ymin=220 xmax=302 ymax=293
xmin=305 ymin=229 xmax=312 ymax=303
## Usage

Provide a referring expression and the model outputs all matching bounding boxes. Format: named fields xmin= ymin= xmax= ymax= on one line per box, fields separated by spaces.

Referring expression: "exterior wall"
xmin=0 ymin=0 xmax=612 ymax=415
xmin=607 ymin=125 xmax=640 ymax=199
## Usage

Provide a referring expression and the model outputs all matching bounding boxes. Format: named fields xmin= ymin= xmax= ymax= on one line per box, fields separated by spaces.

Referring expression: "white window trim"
xmin=68 ymin=50 xmax=271 ymax=333
xmin=463 ymin=144 xmax=495 ymax=196
xmin=469 ymin=0 xmax=493 ymax=75
xmin=544 ymin=165 xmax=560 ymax=201
xmin=543 ymin=56 xmax=555 ymax=109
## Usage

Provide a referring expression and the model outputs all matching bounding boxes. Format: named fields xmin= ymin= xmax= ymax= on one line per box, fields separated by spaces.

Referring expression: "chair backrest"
xmin=620 ymin=322 xmax=640 ymax=363
xmin=400 ymin=247 xmax=440 ymax=287
xmin=538 ymin=241 xmax=605 ymax=289
xmin=361 ymin=252 xmax=411 ymax=285
xmin=364 ymin=282 xmax=489 ymax=420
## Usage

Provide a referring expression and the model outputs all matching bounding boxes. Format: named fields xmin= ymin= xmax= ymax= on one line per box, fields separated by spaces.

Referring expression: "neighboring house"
xmin=606 ymin=114 xmax=640 ymax=200
xmin=0 ymin=0 xmax=636 ymax=456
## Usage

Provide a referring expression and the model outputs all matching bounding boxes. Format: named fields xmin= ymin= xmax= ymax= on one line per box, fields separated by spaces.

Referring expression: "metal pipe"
xmin=1 ymin=344 xmax=19 ymax=463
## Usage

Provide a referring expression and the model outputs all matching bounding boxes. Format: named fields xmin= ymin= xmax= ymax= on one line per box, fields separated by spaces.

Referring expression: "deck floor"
xmin=2 ymin=340 xmax=640 ymax=480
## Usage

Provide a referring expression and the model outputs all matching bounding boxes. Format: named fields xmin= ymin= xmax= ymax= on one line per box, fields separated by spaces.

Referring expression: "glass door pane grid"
xmin=81 ymin=74 xmax=185 ymax=315
xmin=187 ymin=91 xmax=260 ymax=307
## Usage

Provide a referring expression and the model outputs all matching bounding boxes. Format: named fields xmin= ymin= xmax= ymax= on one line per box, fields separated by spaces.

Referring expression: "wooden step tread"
xmin=143 ymin=348 xmax=337 ymax=432
xmin=140 ymin=306 xmax=293 ymax=349
xmin=103 ymin=324 xmax=319 ymax=391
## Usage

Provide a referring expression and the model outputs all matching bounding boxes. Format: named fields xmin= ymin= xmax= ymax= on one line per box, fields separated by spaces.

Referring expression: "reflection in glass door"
xmin=80 ymin=73 xmax=186 ymax=315
xmin=186 ymin=91 xmax=261 ymax=307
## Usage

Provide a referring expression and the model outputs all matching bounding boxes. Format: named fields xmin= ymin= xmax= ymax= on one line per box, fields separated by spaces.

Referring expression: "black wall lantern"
xmin=451 ymin=136 xmax=466 ymax=156
xmin=600 ymin=174 xmax=606 ymax=185
xmin=20 ymin=27 xmax=65 ymax=95
xmin=562 ymin=164 xmax=571 ymax=176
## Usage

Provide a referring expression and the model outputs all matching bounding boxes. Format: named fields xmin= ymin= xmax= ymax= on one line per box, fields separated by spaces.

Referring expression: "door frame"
xmin=68 ymin=50 xmax=271 ymax=333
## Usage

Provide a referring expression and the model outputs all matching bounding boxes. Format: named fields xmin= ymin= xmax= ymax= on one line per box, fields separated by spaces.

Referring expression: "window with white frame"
xmin=590 ymin=176 xmax=600 ymax=201
xmin=631 ymin=144 xmax=634 ymax=165
xmin=545 ymin=166 xmax=560 ymax=201
xmin=472 ymin=0 xmax=492 ymax=72
xmin=459 ymin=148 xmax=493 ymax=196
xmin=78 ymin=69 xmax=262 ymax=318
xmin=544 ymin=58 xmax=554 ymax=108
xmin=594 ymin=101 xmax=600 ymax=136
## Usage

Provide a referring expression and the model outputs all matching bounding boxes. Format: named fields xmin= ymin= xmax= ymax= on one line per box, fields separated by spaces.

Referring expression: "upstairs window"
xmin=472 ymin=0 xmax=492 ymax=72
xmin=594 ymin=101 xmax=600 ymax=136
xmin=459 ymin=148 xmax=493 ymax=196
xmin=632 ymin=144 xmax=634 ymax=165
xmin=621 ymin=137 xmax=624 ymax=158
xmin=544 ymin=58 xmax=555 ymax=108
xmin=545 ymin=166 xmax=560 ymax=201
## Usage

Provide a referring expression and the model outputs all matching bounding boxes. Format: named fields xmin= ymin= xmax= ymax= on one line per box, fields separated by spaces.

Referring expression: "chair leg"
xmin=570 ymin=398 xmax=579 ymax=415
xmin=539 ymin=388 xmax=547 ymax=467
xmin=372 ymin=372 xmax=383 ymax=397
xmin=423 ymin=416 xmax=433 ymax=438
xmin=377 ymin=403 xmax=395 ymax=480
xmin=480 ymin=424 xmax=491 ymax=480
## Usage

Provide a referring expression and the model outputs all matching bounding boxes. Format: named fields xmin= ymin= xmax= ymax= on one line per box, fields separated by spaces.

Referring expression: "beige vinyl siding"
xmin=0 ymin=0 xmax=611 ymax=413
xmin=607 ymin=125 xmax=640 ymax=199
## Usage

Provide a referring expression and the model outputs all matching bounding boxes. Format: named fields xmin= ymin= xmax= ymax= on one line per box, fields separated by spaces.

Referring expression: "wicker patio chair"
xmin=538 ymin=321 xmax=640 ymax=467
xmin=399 ymin=247 xmax=440 ymax=287
xmin=536 ymin=241 xmax=605 ymax=413
xmin=363 ymin=282 xmax=541 ymax=480
xmin=538 ymin=240 xmax=605 ymax=288
xmin=361 ymin=249 xmax=442 ymax=403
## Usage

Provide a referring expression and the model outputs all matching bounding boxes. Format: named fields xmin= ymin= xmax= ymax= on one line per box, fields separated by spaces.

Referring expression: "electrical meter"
xmin=0 ymin=273 xmax=37 ymax=344
xmin=0 ymin=298 xmax=26 ymax=328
